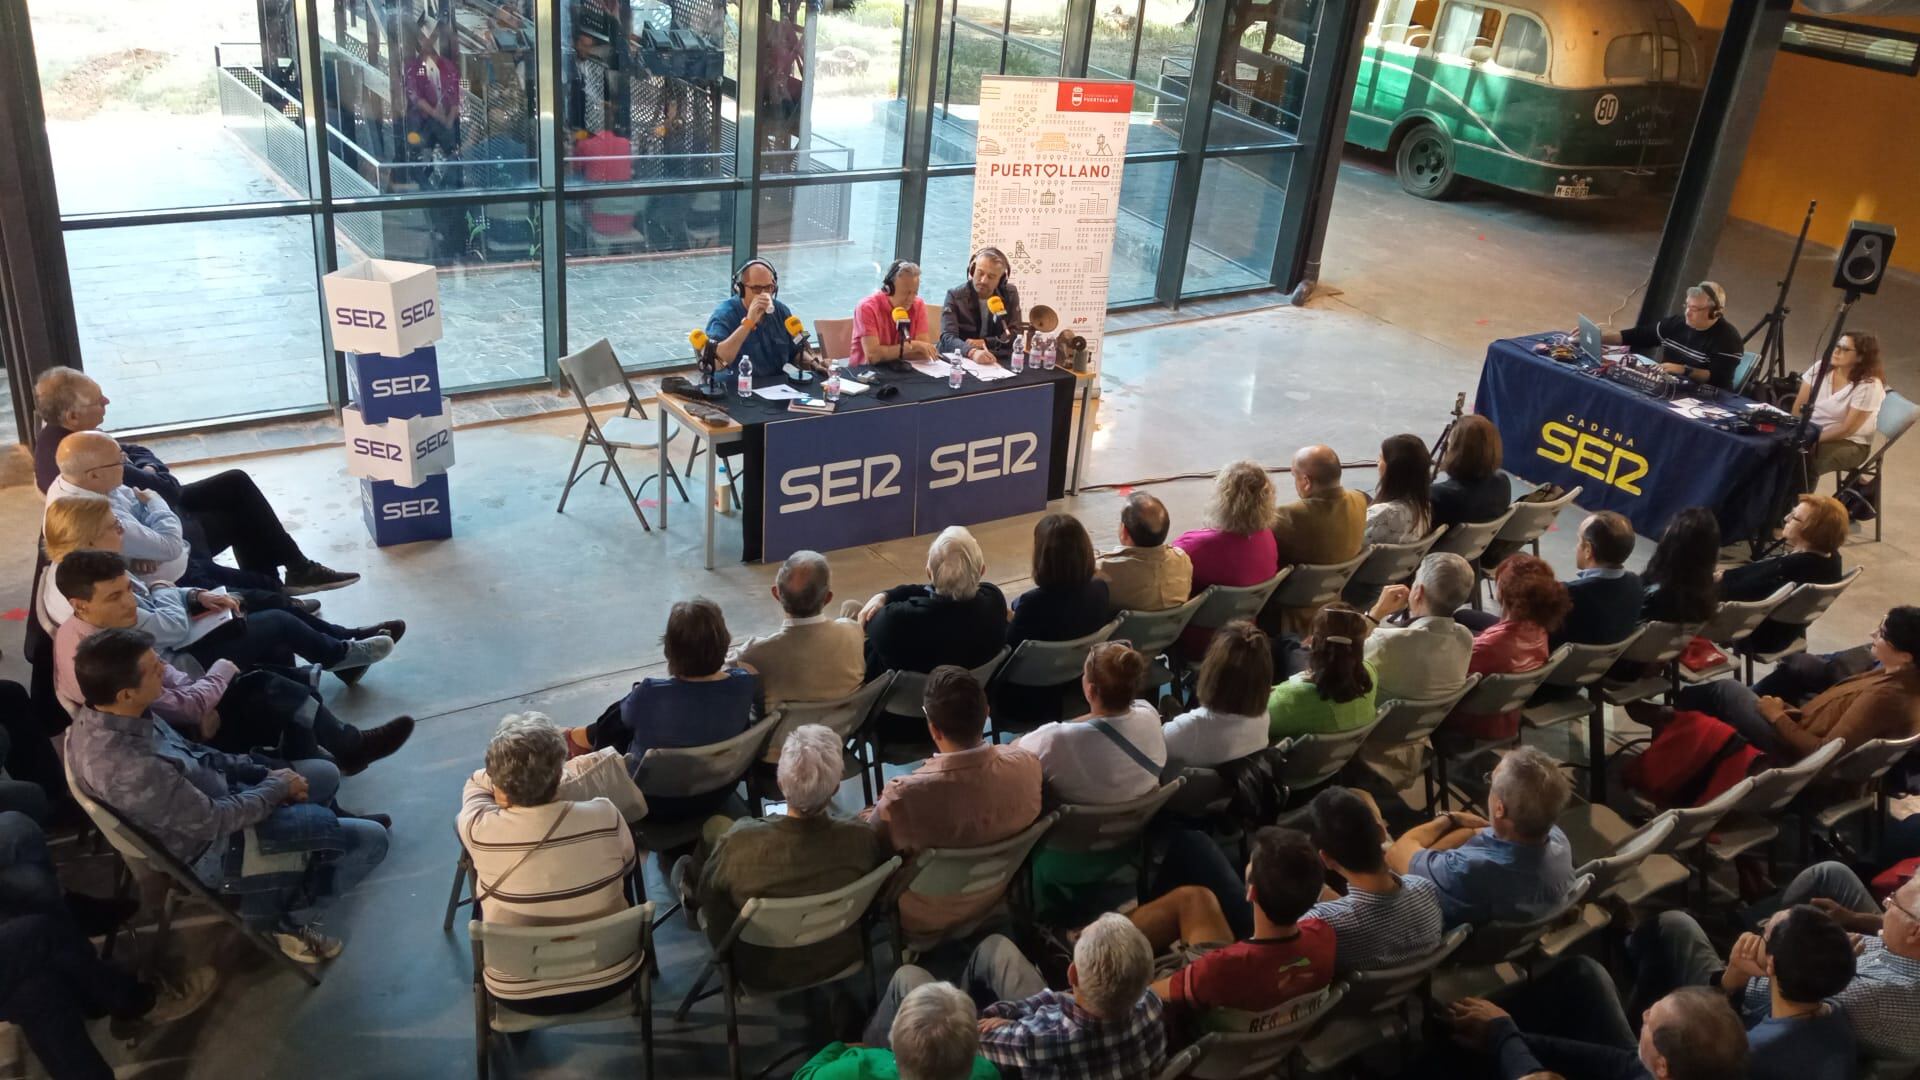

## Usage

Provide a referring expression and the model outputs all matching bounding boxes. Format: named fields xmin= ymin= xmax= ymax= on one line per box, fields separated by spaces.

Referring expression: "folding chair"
xmin=1275 ymin=717 xmax=1383 ymax=805
xmin=1796 ymin=731 xmax=1920 ymax=856
xmin=750 ymin=674 xmax=895 ymax=807
xmin=1034 ymin=779 xmax=1188 ymax=920
xmin=1519 ymin=630 xmax=1646 ymax=800
xmin=1299 ymin=927 xmax=1470 ymax=1074
xmin=1429 ymin=506 xmax=1518 ymax=564
xmin=986 ymin=617 xmax=1123 ymax=740
xmin=1677 ymin=585 xmax=1795 ymax=684
xmin=674 ymin=857 xmax=904 ymax=1080
xmin=1570 ymin=814 xmax=1675 ymax=904
xmin=1433 ymin=647 xmax=1571 ymax=810
xmin=814 ymin=318 xmax=854 ymax=363
xmin=887 ymin=812 xmax=1059 ymax=959
xmin=1158 ymin=985 xmax=1348 ymax=1080
xmin=1357 ymin=675 xmax=1481 ymax=808
xmin=1266 ymin=548 xmax=1372 ymax=614
xmin=1493 ymin=485 xmax=1583 ymax=557
xmin=1115 ymin=592 xmax=1209 ymax=694
xmin=63 ymin=754 xmax=321 ymax=986
xmin=470 ymin=903 xmax=656 ymax=1080
xmin=1738 ymin=569 xmax=1864 ymax=681
xmin=555 ymin=338 xmax=688 ymax=526
xmin=1593 ymin=619 xmax=1705 ymax=718
xmin=1701 ymin=739 xmax=1844 ymax=868
xmin=632 ymin=714 xmax=781 ymax=914
xmin=1836 ymin=389 xmax=1917 ymax=543
xmin=1432 ymin=875 xmax=1594 ymax=1002
xmin=1342 ymin=525 xmax=1447 ymax=608
xmin=870 ymin=648 xmax=1009 ymax=786
xmin=1187 ymin=571 xmax=1291 ymax=639
xmin=1556 ymin=778 xmax=1755 ymax=907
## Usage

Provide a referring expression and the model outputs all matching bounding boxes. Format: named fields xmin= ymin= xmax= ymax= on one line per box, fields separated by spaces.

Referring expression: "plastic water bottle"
xmin=736 ymin=355 xmax=753 ymax=398
xmin=1011 ymin=336 xmax=1027 ymax=372
xmin=825 ymin=365 xmax=842 ymax=403
xmin=948 ymin=359 xmax=964 ymax=390
xmin=1040 ymin=337 xmax=1057 ymax=370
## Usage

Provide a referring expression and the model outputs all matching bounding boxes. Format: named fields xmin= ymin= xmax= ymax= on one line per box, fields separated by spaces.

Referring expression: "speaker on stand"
xmin=1833 ymin=221 xmax=1896 ymax=295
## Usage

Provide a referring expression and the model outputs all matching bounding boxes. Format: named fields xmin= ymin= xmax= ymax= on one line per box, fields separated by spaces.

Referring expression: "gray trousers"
xmin=862 ymin=934 xmax=1046 ymax=1047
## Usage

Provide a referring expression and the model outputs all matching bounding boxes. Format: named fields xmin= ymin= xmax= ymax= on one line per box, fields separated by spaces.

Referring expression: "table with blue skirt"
xmin=1475 ymin=334 xmax=1801 ymax=541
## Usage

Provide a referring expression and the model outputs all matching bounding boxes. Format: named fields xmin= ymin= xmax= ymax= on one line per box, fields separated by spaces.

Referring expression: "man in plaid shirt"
xmin=977 ymin=913 xmax=1167 ymax=1080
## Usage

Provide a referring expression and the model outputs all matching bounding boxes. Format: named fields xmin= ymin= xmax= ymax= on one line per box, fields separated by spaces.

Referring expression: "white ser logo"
xmin=928 ymin=433 xmax=1038 ymax=490
xmin=779 ymin=455 xmax=904 ymax=514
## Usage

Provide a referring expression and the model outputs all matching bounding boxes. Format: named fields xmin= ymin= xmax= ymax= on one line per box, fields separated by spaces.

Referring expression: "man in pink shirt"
xmin=851 ymin=260 xmax=937 ymax=366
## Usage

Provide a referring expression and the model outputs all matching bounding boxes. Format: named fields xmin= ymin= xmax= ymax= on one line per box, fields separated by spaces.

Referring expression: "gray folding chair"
xmin=470 ymin=903 xmax=655 ymax=1080
xmin=1116 ymin=592 xmax=1210 ymax=693
xmin=1343 ymin=525 xmax=1447 ymax=608
xmin=1798 ymin=731 xmax=1920 ymax=854
xmin=1558 ymin=778 xmax=1755 ymax=907
xmin=1493 ymin=485 xmax=1583 ymax=557
xmin=753 ymin=674 xmax=895 ymax=806
xmin=674 ymin=857 xmax=904 ymax=1080
xmin=1739 ymin=569 xmax=1864 ymax=681
xmin=1677 ymin=585 xmax=1795 ymax=684
xmin=987 ymin=617 xmax=1124 ymax=739
xmin=887 ymin=812 xmax=1059 ymax=958
xmin=1519 ymin=630 xmax=1646 ymax=799
xmin=1276 ymin=717 xmax=1382 ymax=798
xmin=1268 ymin=548 xmax=1372 ymax=612
xmin=1165 ymin=766 xmax=1234 ymax=818
xmin=1837 ymin=388 xmax=1917 ymax=543
xmin=1434 ymin=647 xmax=1571 ymax=809
xmin=556 ymin=338 xmax=688 ymax=526
xmin=1357 ymin=675 xmax=1481 ymax=808
xmin=1571 ymin=814 xmax=1675 ymax=904
xmin=632 ymin=714 xmax=781 ymax=859
xmin=63 ymin=753 xmax=321 ymax=986
xmin=1595 ymin=619 xmax=1705 ymax=714
xmin=1299 ymin=926 xmax=1470 ymax=1074
xmin=1160 ymin=985 xmax=1348 ymax=1080
xmin=1187 ymin=571 xmax=1291 ymax=639
xmin=1701 ymin=739 xmax=1845 ymax=865
xmin=1438 ymin=874 xmax=1594 ymax=986
xmin=871 ymin=648 xmax=1010 ymax=785
xmin=1046 ymin=779 xmax=1187 ymax=856
xmin=1430 ymin=505 xmax=1518 ymax=564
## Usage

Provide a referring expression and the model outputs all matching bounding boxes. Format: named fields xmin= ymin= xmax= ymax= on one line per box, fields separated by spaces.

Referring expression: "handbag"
xmin=1679 ymin=636 xmax=1728 ymax=674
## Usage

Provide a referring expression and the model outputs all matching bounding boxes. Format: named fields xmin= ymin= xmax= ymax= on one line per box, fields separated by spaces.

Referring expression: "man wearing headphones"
xmin=707 ymin=258 xmax=799 ymax=387
xmin=852 ymin=260 xmax=938 ymax=367
xmin=940 ymin=246 xmax=1022 ymax=366
xmin=1591 ymin=281 xmax=1744 ymax=390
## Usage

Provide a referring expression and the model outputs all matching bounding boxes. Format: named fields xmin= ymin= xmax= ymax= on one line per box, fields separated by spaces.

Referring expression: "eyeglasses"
xmin=1834 ymin=345 xmax=1857 ymax=354
xmin=1884 ymin=892 xmax=1919 ymax=924
xmin=83 ymin=462 xmax=120 ymax=476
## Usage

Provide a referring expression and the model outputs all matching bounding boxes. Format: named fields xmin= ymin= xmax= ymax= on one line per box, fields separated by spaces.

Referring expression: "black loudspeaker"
xmin=1833 ymin=220 xmax=1897 ymax=296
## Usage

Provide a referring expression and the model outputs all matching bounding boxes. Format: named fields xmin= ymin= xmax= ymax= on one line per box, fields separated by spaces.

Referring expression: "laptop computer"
xmin=1576 ymin=314 xmax=1605 ymax=365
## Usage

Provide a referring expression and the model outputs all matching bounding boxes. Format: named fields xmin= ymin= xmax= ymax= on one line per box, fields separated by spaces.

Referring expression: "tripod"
xmin=1747 ymin=287 xmax=1861 ymax=560
xmin=1743 ymin=200 xmax=1816 ymax=397
xmin=1429 ymin=392 xmax=1467 ymax=477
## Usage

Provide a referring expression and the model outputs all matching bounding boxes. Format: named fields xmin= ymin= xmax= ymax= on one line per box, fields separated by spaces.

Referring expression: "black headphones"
xmin=732 ymin=258 xmax=779 ymax=298
xmin=1697 ymin=281 xmax=1723 ymax=318
xmin=967 ymin=246 xmax=1011 ymax=284
xmin=881 ymin=259 xmax=913 ymax=295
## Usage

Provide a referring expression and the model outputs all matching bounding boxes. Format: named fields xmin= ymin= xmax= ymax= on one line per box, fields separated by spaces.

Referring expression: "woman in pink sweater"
xmin=1172 ymin=461 xmax=1279 ymax=653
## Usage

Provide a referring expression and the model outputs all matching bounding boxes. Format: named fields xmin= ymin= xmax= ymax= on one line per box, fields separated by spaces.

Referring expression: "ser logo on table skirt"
xmin=927 ymin=433 xmax=1040 ymax=489
xmin=1537 ymin=417 xmax=1648 ymax=495
xmin=777 ymin=454 xmax=905 ymax=514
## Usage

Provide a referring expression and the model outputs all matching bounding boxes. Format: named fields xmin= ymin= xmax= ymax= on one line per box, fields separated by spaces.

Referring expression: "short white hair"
xmin=1415 ymin=552 xmax=1476 ymax=613
xmin=33 ymin=367 xmax=100 ymax=425
xmin=485 ymin=712 xmax=567 ymax=807
xmin=776 ymin=724 xmax=843 ymax=815
xmin=1687 ymin=281 xmax=1728 ymax=312
xmin=1072 ymin=912 xmax=1153 ymax=1017
xmin=927 ymin=526 xmax=985 ymax=601
xmin=890 ymin=982 xmax=979 ymax=1080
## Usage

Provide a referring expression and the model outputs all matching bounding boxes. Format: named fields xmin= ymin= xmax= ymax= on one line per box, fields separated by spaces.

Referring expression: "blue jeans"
xmin=0 ymin=810 xmax=61 ymax=913
xmin=0 ymin=913 xmax=148 ymax=1080
xmin=1626 ymin=910 xmax=1726 ymax=1017
xmin=1781 ymin=860 xmax=1877 ymax=914
xmin=863 ymin=934 xmax=1047 ymax=1047
xmin=186 ymin=608 xmax=348 ymax=671
xmin=1673 ymin=680 xmax=1786 ymax=756
xmin=204 ymin=760 xmax=388 ymax=926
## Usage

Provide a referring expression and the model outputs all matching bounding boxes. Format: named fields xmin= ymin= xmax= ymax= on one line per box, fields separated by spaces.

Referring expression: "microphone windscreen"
xmin=891 ymin=307 xmax=909 ymax=322
xmin=784 ymin=315 xmax=806 ymax=337
xmin=987 ymin=296 xmax=1006 ymax=316
xmin=689 ymin=329 xmax=709 ymax=350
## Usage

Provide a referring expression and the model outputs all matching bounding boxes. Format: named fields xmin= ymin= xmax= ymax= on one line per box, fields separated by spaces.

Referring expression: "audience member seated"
xmin=1363 ymin=553 xmax=1477 ymax=704
xmin=1640 ymin=507 xmax=1721 ymax=626
xmin=731 ymin=551 xmax=864 ymax=708
xmin=1390 ymin=746 xmax=1573 ymax=928
xmin=34 ymin=367 xmax=359 ymax=594
xmin=1163 ymin=621 xmax=1273 ymax=769
xmin=1555 ymin=511 xmax=1644 ymax=647
xmin=459 ymin=714 xmax=641 ymax=1015
xmin=857 ymin=526 xmax=1009 ymax=679
xmin=1429 ymin=414 xmax=1511 ymax=532
xmin=1016 ymin=642 xmax=1166 ymax=805
xmin=568 ymin=599 xmax=761 ymax=820
xmin=1127 ymin=827 xmax=1334 ymax=1029
xmin=53 ymin=552 xmax=412 ymax=772
xmin=1647 ymin=605 xmax=1920 ymax=764
xmin=799 ymin=981 xmax=997 ymax=1080
xmin=695 ymin=725 xmax=882 ymax=989
xmin=1791 ymin=330 xmax=1887 ymax=482
xmin=1720 ymin=495 xmax=1849 ymax=655
xmin=1 ymin=680 xmax=64 ymax=817
xmin=1445 ymin=555 xmax=1569 ymax=741
xmin=1000 ymin=514 xmax=1112 ymax=727
xmin=1363 ymin=434 xmax=1433 ymax=546
xmin=1172 ymin=461 xmax=1279 ymax=654
xmin=49 ymin=431 xmax=190 ymax=585
xmin=1265 ymin=445 xmax=1367 ymax=634
xmin=1096 ymin=492 xmax=1192 ymax=615
xmin=65 ymin=628 xmax=389 ymax=962
xmin=1446 ymin=986 xmax=1749 ymax=1080
xmin=1734 ymin=905 xmax=1857 ymax=1080
xmin=1267 ymin=604 xmax=1376 ymax=742
xmin=868 ymin=667 xmax=1042 ymax=939
xmin=0 ymin=811 xmax=219 ymax=1078
xmin=1305 ymin=788 xmax=1444 ymax=974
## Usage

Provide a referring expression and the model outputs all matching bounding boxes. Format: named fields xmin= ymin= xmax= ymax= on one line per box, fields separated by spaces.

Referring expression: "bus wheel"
xmin=1395 ymin=124 xmax=1460 ymax=200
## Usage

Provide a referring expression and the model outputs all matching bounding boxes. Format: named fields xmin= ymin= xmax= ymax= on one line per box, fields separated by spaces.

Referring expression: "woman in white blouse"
xmin=1163 ymin=620 xmax=1274 ymax=768
xmin=1790 ymin=331 xmax=1887 ymax=479
xmin=1363 ymin=434 xmax=1433 ymax=546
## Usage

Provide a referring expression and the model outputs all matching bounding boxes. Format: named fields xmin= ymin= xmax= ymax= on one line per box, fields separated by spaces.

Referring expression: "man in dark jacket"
xmin=1556 ymin=511 xmax=1644 ymax=648
xmin=939 ymin=246 xmax=1022 ymax=365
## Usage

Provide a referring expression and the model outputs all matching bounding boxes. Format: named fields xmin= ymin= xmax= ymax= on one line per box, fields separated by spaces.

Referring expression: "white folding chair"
xmin=1430 ymin=505 xmax=1518 ymax=564
xmin=1268 ymin=548 xmax=1372 ymax=612
xmin=1299 ymin=926 xmax=1470 ymax=1073
xmin=1358 ymin=675 xmax=1481 ymax=807
xmin=1160 ymin=985 xmax=1348 ymax=1080
xmin=1837 ymin=389 xmax=1917 ymax=543
xmin=1739 ymin=569 xmax=1864 ymax=681
xmin=470 ymin=903 xmax=655 ymax=1079
xmin=887 ymin=812 xmax=1059 ymax=958
xmin=1797 ymin=731 xmax=1920 ymax=855
xmin=1433 ymin=647 xmax=1571 ymax=809
xmin=1678 ymin=585 xmax=1795 ymax=684
xmin=753 ymin=674 xmax=895 ymax=806
xmin=1342 ymin=525 xmax=1447 ymax=608
xmin=1701 ymin=740 xmax=1845 ymax=867
xmin=1494 ymin=485 xmax=1583 ymax=557
xmin=987 ymin=617 xmax=1123 ymax=739
xmin=1557 ymin=778 xmax=1756 ymax=907
xmin=555 ymin=337 xmax=687 ymax=526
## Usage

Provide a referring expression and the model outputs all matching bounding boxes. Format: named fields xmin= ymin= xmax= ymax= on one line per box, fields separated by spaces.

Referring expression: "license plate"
xmin=1554 ymin=180 xmax=1591 ymax=198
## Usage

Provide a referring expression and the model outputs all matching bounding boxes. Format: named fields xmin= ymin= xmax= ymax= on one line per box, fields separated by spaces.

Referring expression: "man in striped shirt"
xmin=1593 ymin=281 xmax=1744 ymax=390
xmin=1305 ymin=788 xmax=1445 ymax=974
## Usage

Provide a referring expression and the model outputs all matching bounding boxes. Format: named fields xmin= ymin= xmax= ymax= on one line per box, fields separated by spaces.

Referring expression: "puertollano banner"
xmin=971 ymin=76 xmax=1134 ymax=379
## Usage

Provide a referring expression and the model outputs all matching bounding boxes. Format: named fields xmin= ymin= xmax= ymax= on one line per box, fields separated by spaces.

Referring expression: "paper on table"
xmin=836 ymin=378 xmax=871 ymax=395
xmin=961 ymin=359 xmax=1017 ymax=382
xmin=751 ymin=384 xmax=806 ymax=401
xmin=911 ymin=358 xmax=954 ymax=379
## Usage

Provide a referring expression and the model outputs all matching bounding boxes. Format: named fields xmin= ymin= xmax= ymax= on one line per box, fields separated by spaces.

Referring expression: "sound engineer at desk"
xmin=1581 ymin=281 xmax=1744 ymax=390
xmin=940 ymin=245 xmax=1022 ymax=365
xmin=707 ymin=257 xmax=800 ymax=387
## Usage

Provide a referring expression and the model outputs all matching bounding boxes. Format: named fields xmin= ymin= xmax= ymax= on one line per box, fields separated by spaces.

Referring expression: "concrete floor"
xmin=6 ymin=175 xmax=1920 ymax=1078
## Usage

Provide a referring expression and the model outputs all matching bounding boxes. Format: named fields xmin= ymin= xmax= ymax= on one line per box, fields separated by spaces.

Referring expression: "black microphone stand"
xmin=1429 ymin=392 xmax=1467 ymax=479
xmin=1743 ymin=199 xmax=1815 ymax=398
xmin=1749 ymin=287 xmax=1860 ymax=561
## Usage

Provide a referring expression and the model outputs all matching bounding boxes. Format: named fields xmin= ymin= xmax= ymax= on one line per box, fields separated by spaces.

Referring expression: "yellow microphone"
xmin=891 ymin=306 xmax=909 ymax=324
xmin=688 ymin=329 xmax=709 ymax=352
xmin=784 ymin=314 xmax=808 ymax=344
xmin=986 ymin=295 xmax=1006 ymax=317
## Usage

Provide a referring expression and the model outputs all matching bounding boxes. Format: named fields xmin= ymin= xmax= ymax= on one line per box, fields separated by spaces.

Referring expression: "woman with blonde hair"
xmin=39 ymin=494 xmax=125 ymax=627
xmin=1172 ymin=461 xmax=1280 ymax=652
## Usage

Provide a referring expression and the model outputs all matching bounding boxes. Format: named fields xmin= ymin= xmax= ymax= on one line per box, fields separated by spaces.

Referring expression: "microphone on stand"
xmin=783 ymin=314 xmax=827 ymax=376
xmin=892 ymin=306 xmax=911 ymax=340
xmin=689 ymin=329 xmax=723 ymax=398
xmin=986 ymin=294 xmax=1006 ymax=333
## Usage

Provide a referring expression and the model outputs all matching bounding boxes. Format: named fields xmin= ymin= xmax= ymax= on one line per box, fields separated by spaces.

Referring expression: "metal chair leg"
xmin=724 ymin=965 xmax=743 ymax=1080
xmin=675 ymin=960 xmax=717 ymax=1022
xmin=556 ymin=427 xmax=594 ymax=513
xmin=444 ymin=853 xmax=473 ymax=933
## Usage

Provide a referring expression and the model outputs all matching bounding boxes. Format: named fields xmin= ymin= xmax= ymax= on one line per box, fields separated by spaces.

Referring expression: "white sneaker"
xmin=274 ymin=923 xmax=344 ymax=963
xmin=144 ymin=966 xmax=220 ymax=1023
xmin=327 ymin=635 xmax=394 ymax=672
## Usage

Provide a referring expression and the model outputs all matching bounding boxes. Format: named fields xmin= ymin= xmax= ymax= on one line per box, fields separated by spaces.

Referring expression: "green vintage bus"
xmin=1347 ymin=0 xmax=1706 ymax=200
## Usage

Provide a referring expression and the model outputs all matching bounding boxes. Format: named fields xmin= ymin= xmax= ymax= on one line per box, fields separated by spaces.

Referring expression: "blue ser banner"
xmin=914 ymin=384 xmax=1054 ymax=533
xmin=762 ymin=405 xmax=919 ymax=562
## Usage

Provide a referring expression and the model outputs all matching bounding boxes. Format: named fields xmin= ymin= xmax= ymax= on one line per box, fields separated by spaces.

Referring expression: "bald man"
xmin=1264 ymin=445 xmax=1367 ymax=634
xmin=48 ymin=431 xmax=190 ymax=583
xmin=1096 ymin=493 xmax=1192 ymax=614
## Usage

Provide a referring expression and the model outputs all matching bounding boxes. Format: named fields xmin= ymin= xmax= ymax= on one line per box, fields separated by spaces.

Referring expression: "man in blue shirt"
xmin=1386 ymin=745 xmax=1574 ymax=927
xmin=707 ymin=258 xmax=800 ymax=388
xmin=1556 ymin=511 xmax=1645 ymax=647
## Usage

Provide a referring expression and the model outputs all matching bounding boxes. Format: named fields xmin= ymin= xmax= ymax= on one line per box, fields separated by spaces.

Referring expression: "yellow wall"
xmin=1673 ymin=3 xmax=1920 ymax=273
